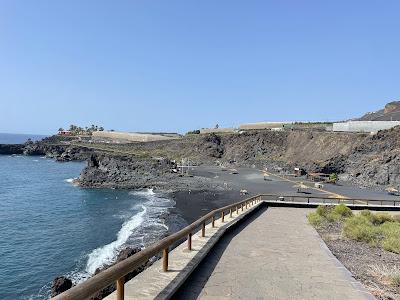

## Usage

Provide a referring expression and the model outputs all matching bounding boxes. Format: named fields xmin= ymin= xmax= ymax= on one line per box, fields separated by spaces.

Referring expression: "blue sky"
xmin=0 ymin=1 xmax=399 ymax=134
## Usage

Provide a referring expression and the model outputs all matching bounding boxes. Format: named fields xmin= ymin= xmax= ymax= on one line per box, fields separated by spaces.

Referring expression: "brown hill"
xmin=358 ymin=101 xmax=400 ymax=121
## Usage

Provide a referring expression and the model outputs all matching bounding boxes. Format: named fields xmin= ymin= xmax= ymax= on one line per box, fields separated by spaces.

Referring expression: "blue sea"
xmin=0 ymin=132 xmax=49 ymax=144
xmin=0 ymin=153 xmax=174 ymax=299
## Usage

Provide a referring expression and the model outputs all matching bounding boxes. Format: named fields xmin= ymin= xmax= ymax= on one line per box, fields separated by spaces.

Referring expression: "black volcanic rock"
xmin=0 ymin=144 xmax=24 ymax=154
xmin=78 ymin=153 xmax=178 ymax=189
xmin=50 ymin=246 xmax=153 ymax=299
xmin=51 ymin=276 xmax=73 ymax=297
xmin=202 ymin=133 xmax=224 ymax=158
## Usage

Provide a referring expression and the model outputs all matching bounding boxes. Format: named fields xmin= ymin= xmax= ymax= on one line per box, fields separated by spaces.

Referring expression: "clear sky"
xmin=0 ymin=1 xmax=399 ymax=134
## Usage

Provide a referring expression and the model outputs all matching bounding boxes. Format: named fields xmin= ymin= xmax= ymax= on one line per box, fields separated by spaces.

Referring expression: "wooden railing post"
xmin=236 ymin=205 xmax=239 ymax=214
xmin=221 ymin=211 xmax=225 ymax=223
xmin=187 ymin=233 xmax=192 ymax=250
xmin=163 ymin=248 xmax=169 ymax=272
xmin=212 ymin=215 xmax=215 ymax=227
xmin=201 ymin=222 xmax=206 ymax=237
xmin=116 ymin=277 xmax=124 ymax=300
xmin=241 ymin=203 xmax=244 ymax=211
xmin=230 ymin=208 xmax=233 ymax=218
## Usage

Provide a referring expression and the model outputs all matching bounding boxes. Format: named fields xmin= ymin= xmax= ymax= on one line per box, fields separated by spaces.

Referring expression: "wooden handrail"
xmin=52 ymin=195 xmax=262 ymax=300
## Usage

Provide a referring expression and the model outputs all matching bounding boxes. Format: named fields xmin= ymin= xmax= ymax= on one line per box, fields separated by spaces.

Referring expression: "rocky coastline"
xmin=3 ymin=128 xmax=400 ymax=298
xmin=2 ymin=127 xmax=400 ymax=191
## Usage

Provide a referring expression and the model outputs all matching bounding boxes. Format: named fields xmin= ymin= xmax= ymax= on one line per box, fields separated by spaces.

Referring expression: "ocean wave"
xmin=129 ymin=188 xmax=156 ymax=197
xmin=85 ymin=205 xmax=147 ymax=275
xmin=31 ymin=188 xmax=174 ymax=299
xmin=73 ymin=188 xmax=173 ymax=281
xmin=64 ymin=178 xmax=75 ymax=183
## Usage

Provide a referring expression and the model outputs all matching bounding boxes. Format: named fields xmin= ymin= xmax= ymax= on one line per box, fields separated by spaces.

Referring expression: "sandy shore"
xmin=169 ymin=189 xmax=248 ymax=225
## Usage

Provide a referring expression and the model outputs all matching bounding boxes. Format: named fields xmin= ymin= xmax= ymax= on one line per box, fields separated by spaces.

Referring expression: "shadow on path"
xmin=172 ymin=204 xmax=269 ymax=300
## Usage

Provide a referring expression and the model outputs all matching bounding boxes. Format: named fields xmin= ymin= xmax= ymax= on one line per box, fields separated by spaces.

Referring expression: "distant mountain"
xmin=358 ymin=101 xmax=400 ymax=121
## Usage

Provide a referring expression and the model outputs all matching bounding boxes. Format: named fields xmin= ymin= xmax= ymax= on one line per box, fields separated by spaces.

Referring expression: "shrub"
xmin=308 ymin=212 xmax=324 ymax=228
xmin=379 ymin=221 xmax=400 ymax=235
xmin=333 ymin=204 xmax=353 ymax=218
xmin=370 ymin=212 xmax=393 ymax=225
xmin=391 ymin=273 xmax=400 ymax=287
xmin=380 ymin=222 xmax=400 ymax=254
xmin=186 ymin=129 xmax=200 ymax=135
xmin=343 ymin=215 xmax=379 ymax=244
xmin=369 ymin=264 xmax=400 ymax=288
xmin=360 ymin=210 xmax=372 ymax=218
xmin=329 ymin=173 xmax=338 ymax=183
xmin=383 ymin=237 xmax=400 ymax=254
xmin=316 ymin=205 xmax=334 ymax=218
xmin=393 ymin=214 xmax=400 ymax=223
xmin=314 ymin=205 xmax=352 ymax=222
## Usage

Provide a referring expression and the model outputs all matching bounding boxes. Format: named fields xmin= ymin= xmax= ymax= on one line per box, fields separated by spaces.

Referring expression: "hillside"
xmin=3 ymin=126 xmax=400 ymax=191
xmin=358 ymin=101 xmax=400 ymax=121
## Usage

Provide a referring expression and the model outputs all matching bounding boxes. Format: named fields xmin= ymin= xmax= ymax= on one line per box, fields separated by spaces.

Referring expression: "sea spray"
xmin=84 ymin=188 xmax=172 ymax=275
xmin=85 ymin=205 xmax=147 ymax=274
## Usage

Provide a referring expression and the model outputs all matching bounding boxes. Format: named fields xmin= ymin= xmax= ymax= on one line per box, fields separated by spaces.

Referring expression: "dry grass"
xmin=369 ymin=264 xmax=400 ymax=290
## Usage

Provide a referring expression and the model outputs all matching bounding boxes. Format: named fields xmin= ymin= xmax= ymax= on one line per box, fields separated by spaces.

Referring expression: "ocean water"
xmin=0 ymin=154 xmax=173 ymax=300
xmin=0 ymin=132 xmax=49 ymax=144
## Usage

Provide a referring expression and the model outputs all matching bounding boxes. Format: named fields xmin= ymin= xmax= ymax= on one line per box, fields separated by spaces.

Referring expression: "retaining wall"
xmin=333 ymin=121 xmax=400 ymax=133
xmin=92 ymin=131 xmax=181 ymax=142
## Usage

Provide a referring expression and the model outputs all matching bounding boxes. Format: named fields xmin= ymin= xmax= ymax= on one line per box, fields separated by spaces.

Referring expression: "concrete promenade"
xmin=175 ymin=207 xmax=374 ymax=300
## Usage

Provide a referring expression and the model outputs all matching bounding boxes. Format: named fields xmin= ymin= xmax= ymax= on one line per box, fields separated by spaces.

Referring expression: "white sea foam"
xmin=131 ymin=188 xmax=156 ymax=197
xmin=85 ymin=205 xmax=147 ymax=274
xmin=64 ymin=178 xmax=75 ymax=183
xmin=78 ymin=188 xmax=172 ymax=279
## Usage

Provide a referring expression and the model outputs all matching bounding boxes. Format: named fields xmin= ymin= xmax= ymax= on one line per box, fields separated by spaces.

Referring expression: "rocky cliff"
xmin=77 ymin=153 xmax=224 ymax=191
xmin=3 ymin=127 xmax=400 ymax=191
xmin=358 ymin=101 xmax=400 ymax=121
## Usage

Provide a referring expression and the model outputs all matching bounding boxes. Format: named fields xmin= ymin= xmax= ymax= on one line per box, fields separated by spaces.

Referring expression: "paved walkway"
xmin=174 ymin=207 xmax=374 ymax=300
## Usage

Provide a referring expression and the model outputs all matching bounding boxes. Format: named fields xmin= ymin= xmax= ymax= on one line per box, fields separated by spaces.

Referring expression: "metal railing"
xmin=52 ymin=195 xmax=262 ymax=300
xmin=260 ymin=194 xmax=400 ymax=207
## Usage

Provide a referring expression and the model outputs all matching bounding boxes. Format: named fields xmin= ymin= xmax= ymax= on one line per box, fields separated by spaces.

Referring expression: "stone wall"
xmin=92 ymin=131 xmax=181 ymax=142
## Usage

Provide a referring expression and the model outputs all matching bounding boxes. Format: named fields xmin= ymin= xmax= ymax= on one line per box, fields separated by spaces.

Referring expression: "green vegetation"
xmin=392 ymin=271 xmax=400 ymax=287
xmin=307 ymin=212 xmax=324 ymax=227
xmin=308 ymin=205 xmax=400 ymax=254
xmin=343 ymin=215 xmax=379 ymax=244
xmin=308 ymin=204 xmax=353 ymax=227
xmin=329 ymin=173 xmax=338 ymax=183
xmin=60 ymin=124 xmax=105 ymax=135
xmin=186 ymin=129 xmax=200 ymax=135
